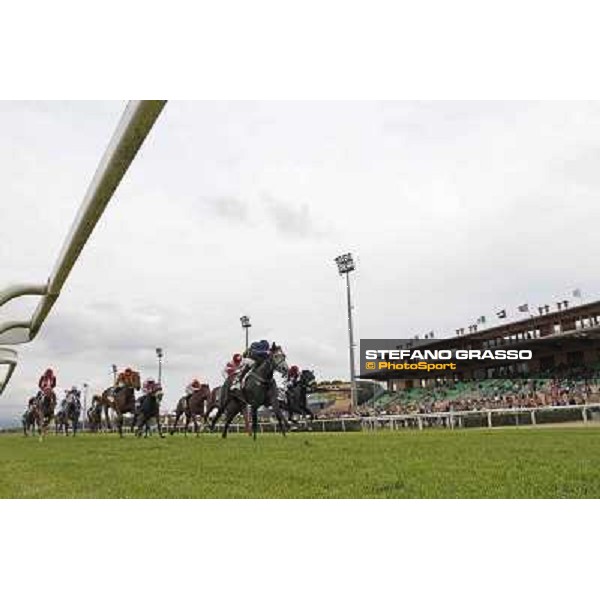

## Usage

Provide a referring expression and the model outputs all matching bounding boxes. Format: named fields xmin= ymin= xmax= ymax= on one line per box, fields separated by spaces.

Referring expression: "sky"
xmin=1 ymin=100 xmax=600 ymax=423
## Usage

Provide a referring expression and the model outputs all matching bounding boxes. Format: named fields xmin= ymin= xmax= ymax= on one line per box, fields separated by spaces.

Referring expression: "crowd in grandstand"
xmin=355 ymin=364 xmax=600 ymax=417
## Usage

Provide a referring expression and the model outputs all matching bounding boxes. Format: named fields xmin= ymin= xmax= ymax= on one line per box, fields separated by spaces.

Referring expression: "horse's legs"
xmin=251 ymin=405 xmax=259 ymax=441
xmin=191 ymin=412 xmax=200 ymax=436
xmin=242 ymin=405 xmax=251 ymax=436
xmin=117 ymin=411 xmax=124 ymax=437
xmin=103 ymin=404 xmax=111 ymax=431
xmin=156 ymin=412 xmax=165 ymax=438
xmin=221 ymin=401 xmax=241 ymax=439
xmin=171 ymin=408 xmax=182 ymax=435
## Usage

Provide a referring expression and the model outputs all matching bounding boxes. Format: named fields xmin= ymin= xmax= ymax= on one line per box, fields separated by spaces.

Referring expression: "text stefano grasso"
xmin=364 ymin=349 xmax=533 ymax=361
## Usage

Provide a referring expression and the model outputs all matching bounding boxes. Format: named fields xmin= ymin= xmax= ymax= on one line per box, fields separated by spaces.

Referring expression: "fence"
xmin=360 ymin=403 xmax=600 ymax=431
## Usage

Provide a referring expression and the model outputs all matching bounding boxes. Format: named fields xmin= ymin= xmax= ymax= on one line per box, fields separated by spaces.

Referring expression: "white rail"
xmin=0 ymin=101 xmax=167 ymax=393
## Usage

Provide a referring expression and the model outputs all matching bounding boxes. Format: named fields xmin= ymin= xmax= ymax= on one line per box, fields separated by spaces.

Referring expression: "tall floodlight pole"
xmin=111 ymin=364 xmax=117 ymax=385
xmin=240 ymin=315 xmax=251 ymax=351
xmin=335 ymin=253 xmax=358 ymax=412
xmin=156 ymin=348 xmax=163 ymax=385
xmin=82 ymin=383 xmax=88 ymax=432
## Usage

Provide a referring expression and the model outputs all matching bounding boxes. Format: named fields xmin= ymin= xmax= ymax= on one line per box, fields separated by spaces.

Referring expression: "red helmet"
xmin=192 ymin=379 xmax=200 ymax=387
xmin=233 ymin=353 xmax=242 ymax=365
xmin=289 ymin=365 xmax=299 ymax=377
xmin=125 ymin=367 xmax=132 ymax=374
xmin=45 ymin=368 xmax=54 ymax=375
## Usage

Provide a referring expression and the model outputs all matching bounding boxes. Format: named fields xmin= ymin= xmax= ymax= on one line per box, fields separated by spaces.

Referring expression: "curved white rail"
xmin=0 ymin=347 xmax=18 ymax=394
xmin=0 ymin=100 xmax=167 ymax=394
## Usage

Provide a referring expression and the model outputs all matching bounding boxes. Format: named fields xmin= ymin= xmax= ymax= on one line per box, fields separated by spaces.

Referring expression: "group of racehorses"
xmin=23 ymin=344 xmax=317 ymax=440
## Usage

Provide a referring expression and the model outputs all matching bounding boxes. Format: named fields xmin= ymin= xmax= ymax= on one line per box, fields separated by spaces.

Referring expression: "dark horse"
xmin=207 ymin=383 xmax=251 ymax=435
xmin=100 ymin=371 xmax=141 ymax=437
xmin=210 ymin=343 xmax=290 ymax=439
xmin=34 ymin=389 xmax=57 ymax=439
xmin=286 ymin=369 xmax=317 ymax=426
xmin=134 ymin=389 xmax=165 ymax=438
xmin=86 ymin=396 xmax=104 ymax=432
xmin=170 ymin=383 xmax=211 ymax=435
xmin=55 ymin=393 xmax=81 ymax=436
xmin=22 ymin=402 xmax=38 ymax=436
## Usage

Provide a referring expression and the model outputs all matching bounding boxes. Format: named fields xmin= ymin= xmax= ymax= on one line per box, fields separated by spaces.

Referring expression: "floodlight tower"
xmin=240 ymin=315 xmax=251 ymax=351
xmin=156 ymin=347 xmax=164 ymax=385
xmin=335 ymin=253 xmax=358 ymax=412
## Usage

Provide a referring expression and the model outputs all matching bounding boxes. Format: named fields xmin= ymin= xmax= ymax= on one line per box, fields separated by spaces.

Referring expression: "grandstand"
xmin=360 ymin=298 xmax=600 ymax=417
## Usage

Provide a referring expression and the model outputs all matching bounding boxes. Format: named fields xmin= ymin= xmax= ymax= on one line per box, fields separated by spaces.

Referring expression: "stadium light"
xmin=82 ymin=383 xmax=88 ymax=431
xmin=335 ymin=252 xmax=358 ymax=412
xmin=240 ymin=315 xmax=251 ymax=351
xmin=156 ymin=347 xmax=164 ymax=384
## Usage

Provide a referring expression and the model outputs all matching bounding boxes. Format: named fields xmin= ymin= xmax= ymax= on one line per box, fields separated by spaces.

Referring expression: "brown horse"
xmin=170 ymin=384 xmax=211 ymax=435
xmin=100 ymin=371 xmax=141 ymax=437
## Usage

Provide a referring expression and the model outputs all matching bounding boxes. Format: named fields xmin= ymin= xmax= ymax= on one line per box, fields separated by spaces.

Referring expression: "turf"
xmin=1 ymin=428 xmax=599 ymax=498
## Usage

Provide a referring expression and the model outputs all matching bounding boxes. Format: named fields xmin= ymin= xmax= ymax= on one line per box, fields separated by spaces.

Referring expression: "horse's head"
xmin=270 ymin=343 xmax=289 ymax=377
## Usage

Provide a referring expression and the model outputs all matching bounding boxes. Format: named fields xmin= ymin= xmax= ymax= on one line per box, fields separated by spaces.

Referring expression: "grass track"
xmin=1 ymin=428 xmax=599 ymax=498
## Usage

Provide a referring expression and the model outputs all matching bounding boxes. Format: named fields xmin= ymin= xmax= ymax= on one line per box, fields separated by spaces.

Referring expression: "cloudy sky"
xmin=1 ymin=101 xmax=600 ymax=422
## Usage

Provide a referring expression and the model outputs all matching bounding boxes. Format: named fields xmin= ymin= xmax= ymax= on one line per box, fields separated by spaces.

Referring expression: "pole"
xmin=158 ymin=356 xmax=162 ymax=385
xmin=82 ymin=383 xmax=88 ymax=432
xmin=346 ymin=271 xmax=357 ymax=412
xmin=245 ymin=327 xmax=249 ymax=352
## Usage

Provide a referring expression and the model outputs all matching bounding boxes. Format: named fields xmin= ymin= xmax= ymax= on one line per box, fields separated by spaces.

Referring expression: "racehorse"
xmin=134 ymin=388 xmax=165 ymax=438
xmin=34 ymin=389 xmax=57 ymax=439
xmin=22 ymin=402 xmax=37 ymax=436
xmin=100 ymin=371 xmax=141 ymax=437
xmin=170 ymin=383 xmax=211 ymax=435
xmin=210 ymin=343 xmax=290 ymax=439
xmin=56 ymin=392 xmax=81 ymax=436
xmin=285 ymin=369 xmax=317 ymax=426
xmin=86 ymin=396 xmax=103 ymax=432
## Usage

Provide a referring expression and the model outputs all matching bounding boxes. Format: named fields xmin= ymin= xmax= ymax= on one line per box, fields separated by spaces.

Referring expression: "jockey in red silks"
xmin=38 ymin=368 xmax=56 ymax=399
xmin=287 ymin=365 xmax=300 ymax=389
xmin=185 ymin=378 xmax=202 ymax=396
xmin=223 ymin=353 xmax=243 ymax=380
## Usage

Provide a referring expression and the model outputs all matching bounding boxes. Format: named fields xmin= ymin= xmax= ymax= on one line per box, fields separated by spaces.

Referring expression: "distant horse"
xmin=100 ymin=371 xmax=141 ymax=437
xmin=55 ymin=408 xmax=68 ymax=434
xmin=86 ymin=396 xmax=103 ymax=432
xmin=210 ymin=343 xmax=290 ymax=439
xmin=57 ymin=393 xmax=81 ymax=436
xmin=134 ymin=389 xmax=165 ymax=438
xmin=170 ymin=384 xmax=211 ymax=435
xmin=286 ymin=369 xmax=317 ymax=425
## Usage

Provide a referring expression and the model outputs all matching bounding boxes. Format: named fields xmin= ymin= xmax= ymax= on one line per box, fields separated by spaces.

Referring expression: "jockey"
xmin=143 ymin=378 xmax=162 ymax=396
xmin=38 ymin=368 xmax=56 ymax=398
xmin=231 ymin=342 xmax=270 ymax=391
xmin=184 ymin=378 xmax=201 ymax=410
xmin=115 ymin=367 xmax=135 ymax=392
xmin=223 ymin=353 xmax=244 ymax=380
xmin=185 ymin=378 xmax=202 ymax=396
xmin=287 ymin=365 xmax=300 ymax=389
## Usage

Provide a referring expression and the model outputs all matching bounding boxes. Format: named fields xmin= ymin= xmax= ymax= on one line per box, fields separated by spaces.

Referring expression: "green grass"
xmin=1 ymin=427 xmax=600 ymax=498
